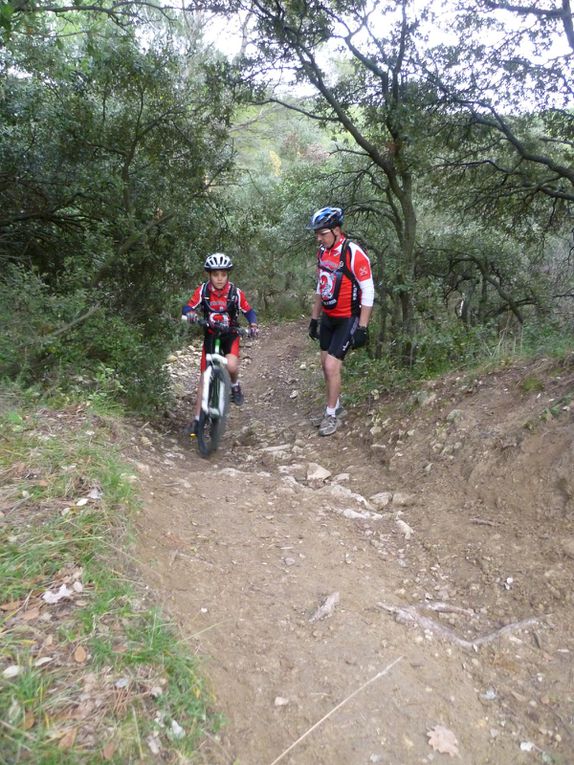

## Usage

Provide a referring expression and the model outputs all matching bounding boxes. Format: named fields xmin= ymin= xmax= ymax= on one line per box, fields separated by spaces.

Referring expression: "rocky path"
xmin=127 ymin=322 xmax=574 ymax=765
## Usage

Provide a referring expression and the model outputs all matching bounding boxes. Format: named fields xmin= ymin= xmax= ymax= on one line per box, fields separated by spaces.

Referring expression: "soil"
xmin=128 ymin=321 xmax=574 ymax=765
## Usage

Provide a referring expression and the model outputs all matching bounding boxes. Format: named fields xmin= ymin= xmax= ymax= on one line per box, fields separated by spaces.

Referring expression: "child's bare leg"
xmin=226 ymin=354 xmax=239 ymax=384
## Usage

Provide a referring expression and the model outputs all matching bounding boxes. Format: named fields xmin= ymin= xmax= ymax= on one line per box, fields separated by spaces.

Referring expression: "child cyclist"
xmin=182 ymin=253 xmax=258 ymax=435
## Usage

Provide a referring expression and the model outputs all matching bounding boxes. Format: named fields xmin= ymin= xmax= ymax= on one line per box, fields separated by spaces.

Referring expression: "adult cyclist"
xmin=307 ymin=207 xmax=374 ymax=437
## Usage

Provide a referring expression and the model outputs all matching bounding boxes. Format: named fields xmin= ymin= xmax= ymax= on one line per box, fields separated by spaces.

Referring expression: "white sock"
xmin=326 ymin=406 xmax=337 ymax=416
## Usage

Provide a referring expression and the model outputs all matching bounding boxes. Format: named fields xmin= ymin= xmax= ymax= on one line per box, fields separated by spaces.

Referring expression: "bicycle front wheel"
xmin=197 ymin=365 xmax=231 ymax=457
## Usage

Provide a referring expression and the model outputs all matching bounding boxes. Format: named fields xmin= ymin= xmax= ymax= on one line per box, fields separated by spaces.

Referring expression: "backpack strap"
xmin=226 ymin=283 xmax=239 ymax=318
xmin=340 ymin=238 xmax=363 ymax=314
xmin=199 ymin=281 xmax=210 ymax=314
xmin=339 ymin=239 xmax=356 ymax=284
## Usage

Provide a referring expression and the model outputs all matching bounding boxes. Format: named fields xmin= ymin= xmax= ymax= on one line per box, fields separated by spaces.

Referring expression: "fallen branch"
xmin=378 ymin=602 xmax=541 ymax=650
xmin=268 ymin=656 xmax=403 ymax=765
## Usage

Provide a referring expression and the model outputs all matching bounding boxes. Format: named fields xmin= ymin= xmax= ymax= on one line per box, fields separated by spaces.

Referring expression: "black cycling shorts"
xmin=200 ymin=332 xmax=240 ymax=372
xmin=319 ymin=314 xmax=359 ymax=360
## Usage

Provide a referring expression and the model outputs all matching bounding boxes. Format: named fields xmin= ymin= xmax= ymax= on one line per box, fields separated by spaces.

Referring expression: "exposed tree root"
xmin=378 ymin=601 xmax=541 ymax=650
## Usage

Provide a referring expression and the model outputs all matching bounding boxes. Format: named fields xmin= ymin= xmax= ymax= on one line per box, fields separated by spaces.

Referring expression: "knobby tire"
xmin=197 ymin=365 xmax=231 ymax=457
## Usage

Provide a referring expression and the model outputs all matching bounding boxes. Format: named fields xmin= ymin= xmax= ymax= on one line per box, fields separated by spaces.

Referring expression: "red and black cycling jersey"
xmin=184 ymin=281 xmax=256 ymax=329
xmin=316 ymin=235 xmax=373 ymax=318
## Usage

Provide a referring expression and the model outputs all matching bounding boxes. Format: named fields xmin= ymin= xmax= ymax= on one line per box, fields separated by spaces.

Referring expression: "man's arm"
xmin=311 ymin=293 xmax=322 ymax=320
xmin=358 ymin=304 xmax=372 ymax=328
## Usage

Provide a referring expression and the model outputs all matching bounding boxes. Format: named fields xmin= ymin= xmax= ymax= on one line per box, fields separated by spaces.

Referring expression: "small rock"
xmin=396 ymin=518 xmax=414 ymax=539
xmin=274 ymin=696 xmax=289 ymax=707
xmin=369 ymin=491 xmax=393 ymax=509
xmin=392 ymin=492 xmax=414 ymax=507
xmin=446 ymin=408 xmax=463 ymax=423
xmin=262 ymin=444 xmax=291 ymax=454
xmin=332 ymin=472 xmax=350 ymax=483
xmin=414 ymin=390 xmax=437 ymax=407
xmin=309 ymin=592 xmax=340 ymax=622
xmin=307 ymin=463 xmax=332 ymax=484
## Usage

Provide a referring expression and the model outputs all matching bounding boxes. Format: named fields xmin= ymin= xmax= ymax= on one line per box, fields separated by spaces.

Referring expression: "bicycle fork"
xmin=202 ymin=354 xmax=228 ymax=416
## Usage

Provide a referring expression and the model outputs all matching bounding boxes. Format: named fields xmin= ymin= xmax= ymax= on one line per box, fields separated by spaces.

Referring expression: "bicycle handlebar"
xmin=184 ymin=315 xmax=249 ymax=338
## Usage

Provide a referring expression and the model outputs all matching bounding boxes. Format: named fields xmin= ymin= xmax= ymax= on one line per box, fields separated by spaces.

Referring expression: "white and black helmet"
xmin=204 ymin=252 xmax=233 ymax=271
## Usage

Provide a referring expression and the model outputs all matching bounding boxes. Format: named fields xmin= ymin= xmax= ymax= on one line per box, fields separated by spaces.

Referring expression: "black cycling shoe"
xmin=184 ymin=420 xmax=199 ymax=438
xmin=231 ymin=384 xmax=244 ymax=406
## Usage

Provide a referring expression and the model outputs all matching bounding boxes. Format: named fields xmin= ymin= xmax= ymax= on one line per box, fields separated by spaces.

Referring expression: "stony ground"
xmin=127 ymin=321 xmax=574 ymax=765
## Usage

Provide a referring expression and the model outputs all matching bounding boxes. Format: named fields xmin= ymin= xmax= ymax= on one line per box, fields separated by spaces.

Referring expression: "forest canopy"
xmin=1 ymin=0 xmax=572 ymax=408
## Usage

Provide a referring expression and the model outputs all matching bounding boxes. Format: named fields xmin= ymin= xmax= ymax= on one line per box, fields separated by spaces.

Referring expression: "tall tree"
xmin=225 ymin=0 xmax=435 ymax=362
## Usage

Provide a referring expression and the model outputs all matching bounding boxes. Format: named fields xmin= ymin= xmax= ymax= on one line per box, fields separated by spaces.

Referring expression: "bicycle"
xmin=183 ymin=317 xmax=248 ymax=457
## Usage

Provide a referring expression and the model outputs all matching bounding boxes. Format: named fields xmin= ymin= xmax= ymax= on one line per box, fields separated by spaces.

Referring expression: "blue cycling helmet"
xmin=308 ymin=206 xmax=344 ymax=231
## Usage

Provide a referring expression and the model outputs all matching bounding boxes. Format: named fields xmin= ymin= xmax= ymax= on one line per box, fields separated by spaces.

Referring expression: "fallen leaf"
xmin=43 ymin=584 xmax=73 ymax=604
xmin=0 ymin=600 xmax=21 ymax=611
xmin=8 ymin=697 xmax=20 ymax=724
xmin=73 ymin=645 xmax=88 ymax=664
xmin=34 ymin=656 xmax=54 ymax=668
xmin=58 ymin=729 xmax=77 ymax=750
xmin=102 ymin=740 xmax=116 ymax=760
xmin=22 ymin=606 xmax=41 ymax=622
xmin=22 ymin=711 xmax=35 ymax=730
xmin=427 ymin=725 xmax=459 ymax=756
xmin=3 ymin=665 xmax=22 ymax=679
xmin=146 ymin=734 xmax=161 ymax=755
xmin=75 ymin=497 xmax=89 ymax=507
xmin=170 ymin=719 xmax=185 ymax=739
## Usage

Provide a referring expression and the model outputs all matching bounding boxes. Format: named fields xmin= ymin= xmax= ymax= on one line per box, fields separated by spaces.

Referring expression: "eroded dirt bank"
xmin=129 ymin=322 xmax=574 ymax=765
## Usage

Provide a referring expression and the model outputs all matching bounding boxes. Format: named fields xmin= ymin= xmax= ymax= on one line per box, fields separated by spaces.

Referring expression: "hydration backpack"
xmin=317 ymin=238 xmax=362 ymax=314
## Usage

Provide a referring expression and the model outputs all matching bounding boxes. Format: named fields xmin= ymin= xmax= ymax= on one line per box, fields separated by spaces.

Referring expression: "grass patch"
xmin=341 ymin=323 xmax=574 ymax=411
xmin=520 ymin=375 xmax=545 ymax=393
xmin=0 ymin=390 xmax=217 ymax=764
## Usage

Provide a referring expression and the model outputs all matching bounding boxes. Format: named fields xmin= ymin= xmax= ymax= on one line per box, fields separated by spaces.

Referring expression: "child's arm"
xmin=237 ymin=288 xmax=258 ymax=337
xmin=182 ymin=285 xmax=203 ymax=322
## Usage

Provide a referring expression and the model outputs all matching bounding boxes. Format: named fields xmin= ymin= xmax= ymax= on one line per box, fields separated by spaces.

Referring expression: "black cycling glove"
xmin=308 ymin=318 xmax=319 ymax=341
xmin=352 ymin=326 xmax=369 ymax=349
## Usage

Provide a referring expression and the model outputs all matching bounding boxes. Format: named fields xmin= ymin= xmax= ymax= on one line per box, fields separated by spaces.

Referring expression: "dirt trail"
xmin=129 ymin=322 xmax=574 ymax=765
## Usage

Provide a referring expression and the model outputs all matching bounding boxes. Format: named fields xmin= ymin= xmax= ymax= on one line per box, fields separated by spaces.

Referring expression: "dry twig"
xmin=267 ymin=656 xmax=403 ymax=765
